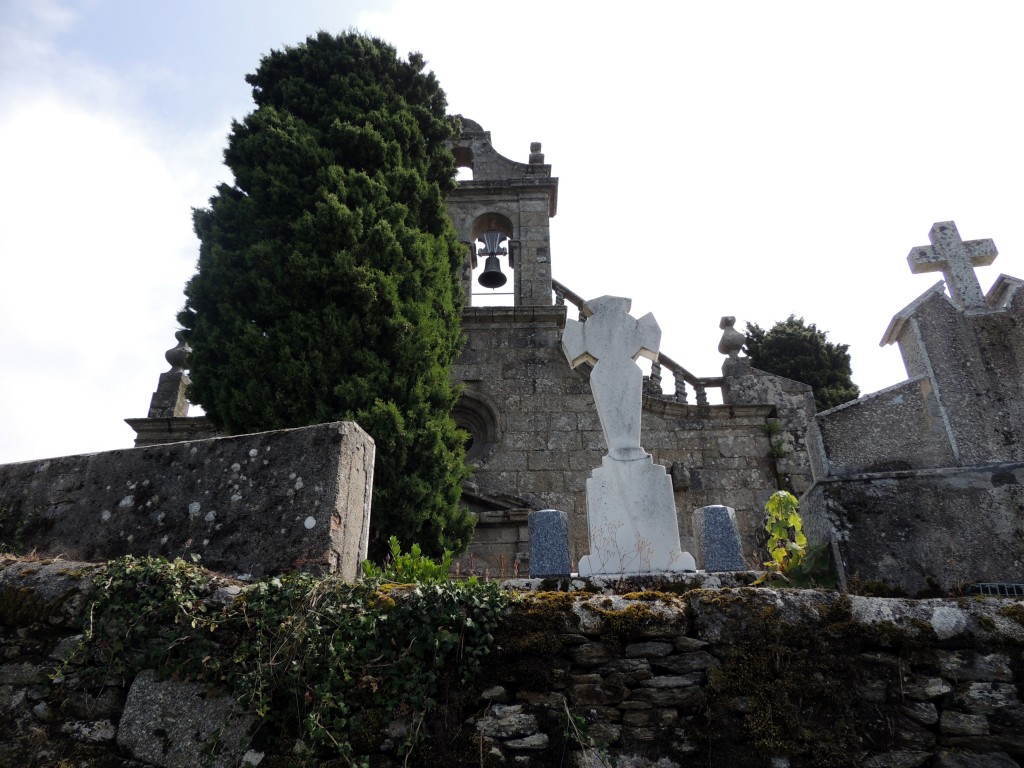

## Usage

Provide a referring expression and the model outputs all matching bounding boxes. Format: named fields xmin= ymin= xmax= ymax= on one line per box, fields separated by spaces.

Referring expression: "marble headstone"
xmin=562 ymin=296 xmax=692 ymax=576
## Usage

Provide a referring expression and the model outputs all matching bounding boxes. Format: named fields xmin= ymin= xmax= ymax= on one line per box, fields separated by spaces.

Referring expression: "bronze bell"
xmin=478 ymin=254 xmax=507 ymax=289
xmin=477 ymin=229 xmax=508 ymax=289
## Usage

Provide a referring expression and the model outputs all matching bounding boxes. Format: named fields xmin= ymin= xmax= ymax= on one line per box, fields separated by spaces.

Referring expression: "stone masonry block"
xmin=503 ymin=433 xmax=548 ymax=452
xmin=527 ymin=451 xmax=570 ymax=471
xmin=545 ymin=431 xmax=582 ymax=452
xmin=515 ymin=471 xmax=566 ymax=494
xmin=0 ymin=422 xmax=374 ymax=579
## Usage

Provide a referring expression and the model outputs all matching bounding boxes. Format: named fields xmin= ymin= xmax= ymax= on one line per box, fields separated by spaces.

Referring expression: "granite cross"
xmin=907 ymin=221 xmax=997 ymax=310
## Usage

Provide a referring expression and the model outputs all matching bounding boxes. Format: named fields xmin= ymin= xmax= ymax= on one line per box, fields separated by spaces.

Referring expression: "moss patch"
xmin=488 ymin=592 xmax=577 ymax=690
xmin=999 ymin=603 xmax=1024 ymax=627
xmin=583 ymin=597 xmax=684 ymax=641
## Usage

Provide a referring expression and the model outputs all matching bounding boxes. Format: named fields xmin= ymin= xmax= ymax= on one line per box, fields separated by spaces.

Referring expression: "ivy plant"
xmin=64 ymin=553 xmax=508 ymax=764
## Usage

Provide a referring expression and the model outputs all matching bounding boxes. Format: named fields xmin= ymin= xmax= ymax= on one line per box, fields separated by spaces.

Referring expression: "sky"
xmin=3 ymin=0 xmax=1024 ymax=464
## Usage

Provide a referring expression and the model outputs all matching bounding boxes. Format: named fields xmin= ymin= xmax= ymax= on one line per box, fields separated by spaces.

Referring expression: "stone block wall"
xmin=454 ymin=306 xmax=806 ymax=572
xmin=813 ymin=377 xmax=955 ymax=476
xmin=0 ymin=422 xmax=374 ymax=579
xmin=804 ymin=271 xmax=1024 ymax=595
xmin=4 ymin=556 xmax=1024 ymax=767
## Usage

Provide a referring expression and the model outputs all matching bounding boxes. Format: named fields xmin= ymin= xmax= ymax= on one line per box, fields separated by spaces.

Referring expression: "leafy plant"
xmin=65 ymin=554 xmax=508 ymax=764
xmin=361 ymin=535 xmax=453 ymax=585
xmin=781 ymin=543 xmax=837 ymax=589
xmin=754 ymin=491 xmax=807 ymax=585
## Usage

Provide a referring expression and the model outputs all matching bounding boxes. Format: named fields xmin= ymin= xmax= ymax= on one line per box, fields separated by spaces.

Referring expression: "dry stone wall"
xmin=6 ymin=555 xmax=1024 ymax=767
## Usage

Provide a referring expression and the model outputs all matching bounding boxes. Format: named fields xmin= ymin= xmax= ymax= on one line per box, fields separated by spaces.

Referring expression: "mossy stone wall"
xmin=3 ymin=556 xmax=1024 ymax=767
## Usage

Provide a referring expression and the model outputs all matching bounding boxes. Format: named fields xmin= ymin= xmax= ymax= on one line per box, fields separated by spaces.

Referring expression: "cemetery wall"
xmin=0 ymin=422 xmax=374 ymax=580
xmin=812 ymin=377 xmax=956 ymax=476
xmin=4 ymin=557 xmax=1024 ymax=767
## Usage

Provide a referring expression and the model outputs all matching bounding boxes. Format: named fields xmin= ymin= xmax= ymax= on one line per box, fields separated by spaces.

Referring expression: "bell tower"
xmin=447 ymin=118 xmax=558 ymax=306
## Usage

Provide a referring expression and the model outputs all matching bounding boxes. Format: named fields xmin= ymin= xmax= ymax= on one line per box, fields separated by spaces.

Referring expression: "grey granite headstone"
xmin=693 ymin=504 xmax=746 ymax=572
xmin=529 ymin=509 xmax=571 ymax=578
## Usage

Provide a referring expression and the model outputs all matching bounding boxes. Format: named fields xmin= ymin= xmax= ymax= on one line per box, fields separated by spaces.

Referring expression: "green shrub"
xmin=361 ymin=535 xmax=453 ymax=585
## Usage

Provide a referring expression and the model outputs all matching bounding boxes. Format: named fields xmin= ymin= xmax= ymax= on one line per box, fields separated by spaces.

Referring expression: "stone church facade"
xmin=127 ymin=122 xmax=1024 ymax=593
xmin=129 ymin=119 xmax=818 ymax=575
xmin=444 ymin=122 xmax=817 ymax=574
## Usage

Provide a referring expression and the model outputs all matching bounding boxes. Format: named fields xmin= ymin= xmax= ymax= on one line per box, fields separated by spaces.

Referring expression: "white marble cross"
xmin=561 ymin=296 xmax=692 ymax=576
xmin=907 ymin=221 xmax=997 ymax=310
xmin=561 ymin=296 xmax=661 ymax=462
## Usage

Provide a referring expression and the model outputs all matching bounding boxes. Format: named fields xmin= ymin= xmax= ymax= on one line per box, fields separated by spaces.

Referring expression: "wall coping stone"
xmin=0 ymin=421 xmax=374 ymax=579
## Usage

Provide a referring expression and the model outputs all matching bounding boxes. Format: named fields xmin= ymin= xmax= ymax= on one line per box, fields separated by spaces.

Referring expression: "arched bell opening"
xmin=453 ymin=146 xmax=474 ymax=182
xmin=469 ymin=213 xmax=515 ymax=306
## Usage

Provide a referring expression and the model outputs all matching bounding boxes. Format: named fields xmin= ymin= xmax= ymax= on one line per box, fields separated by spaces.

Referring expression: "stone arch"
xmin=452 ymin=389 xmax=500 ymax=464
xmin=470 ymin=212 xmax=514 ymax=242
xmin=453 ymin=146 xmax=474 ymax=181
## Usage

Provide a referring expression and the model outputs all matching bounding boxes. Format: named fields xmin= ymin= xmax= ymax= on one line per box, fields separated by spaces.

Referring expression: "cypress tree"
xmin=743 ymin=315 xmax=860 ymax=412
xmin=177 ymin=32 xmax=473 ymax=559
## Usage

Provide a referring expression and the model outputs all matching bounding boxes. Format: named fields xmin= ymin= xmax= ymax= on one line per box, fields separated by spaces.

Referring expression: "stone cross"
xmin=907 ymin=221 xmax=997 ymax=310
xmin=561 ymin=296 xmax=661 ymax=462
xmin=562 ymin=296 xmax=692 ymax=576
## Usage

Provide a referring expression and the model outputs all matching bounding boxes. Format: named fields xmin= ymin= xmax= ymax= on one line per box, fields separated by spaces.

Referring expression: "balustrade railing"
xmin=552 ymin=279 xmax=722 ymax=406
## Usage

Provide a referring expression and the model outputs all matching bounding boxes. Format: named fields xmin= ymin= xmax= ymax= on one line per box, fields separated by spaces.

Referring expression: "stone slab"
xmin=692 ymin=505 xmax=746 ymax=572
xmin=0 ymin=422 xmax=374 ymax=579
xmin=528 ymin=509 xmax=571 ymax=577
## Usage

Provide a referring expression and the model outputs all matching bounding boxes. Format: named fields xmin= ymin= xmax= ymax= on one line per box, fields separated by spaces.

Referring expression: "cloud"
xmin=0 ymin=94 xmax=205 ymax=462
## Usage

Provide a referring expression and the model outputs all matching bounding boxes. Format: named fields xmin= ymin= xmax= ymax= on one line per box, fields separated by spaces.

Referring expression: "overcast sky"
xmin=3 ymin=0 xmax=1024 ymax=464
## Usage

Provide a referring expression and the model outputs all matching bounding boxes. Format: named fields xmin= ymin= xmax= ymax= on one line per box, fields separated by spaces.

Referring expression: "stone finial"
xmin=165 ymin=330 xmax=190 ymax=372
xmin=529 ymin=142 xmax=545 ymax=164
xmin=147 ymin=331 xmax=192 ymax=418
xmin=718 ymin=316 xmax=746 ymax=358
xmin=907 ymin=221 xmax=997 ymax=310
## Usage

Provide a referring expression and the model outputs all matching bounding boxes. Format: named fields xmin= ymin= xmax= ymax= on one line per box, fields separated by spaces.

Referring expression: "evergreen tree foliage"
xmin=743 ymin=315 xmax=860 ymax=412
xmin=177 ymin=32 xmax=473 ymax=559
